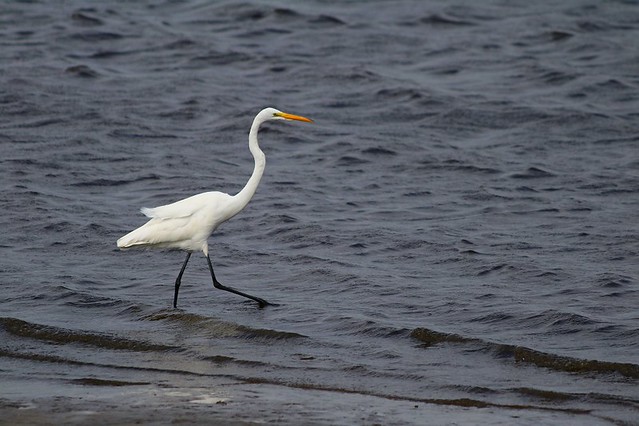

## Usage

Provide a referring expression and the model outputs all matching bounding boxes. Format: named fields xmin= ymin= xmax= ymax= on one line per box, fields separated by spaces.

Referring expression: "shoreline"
xmin=0 ymin=376 xmax=621 ymax=425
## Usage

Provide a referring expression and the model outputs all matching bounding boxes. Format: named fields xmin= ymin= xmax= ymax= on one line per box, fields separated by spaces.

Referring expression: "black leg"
xmin=174 ymin=252 xmax=191 ymax=308
xmin=206 ymin=255 xmax=269 ymax=308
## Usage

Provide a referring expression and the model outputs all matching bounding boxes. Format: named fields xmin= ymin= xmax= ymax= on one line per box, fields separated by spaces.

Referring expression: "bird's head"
xmin=258 ymin=107 xmax=313 ymax=124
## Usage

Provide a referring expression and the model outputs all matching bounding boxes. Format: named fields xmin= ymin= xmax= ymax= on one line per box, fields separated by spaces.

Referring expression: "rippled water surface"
xmin=1 ymin=0 xmax=638 ymax=424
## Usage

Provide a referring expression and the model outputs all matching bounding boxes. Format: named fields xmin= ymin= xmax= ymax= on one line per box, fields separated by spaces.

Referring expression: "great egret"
xmin=117 ymin=107 xmax=313 ymax=308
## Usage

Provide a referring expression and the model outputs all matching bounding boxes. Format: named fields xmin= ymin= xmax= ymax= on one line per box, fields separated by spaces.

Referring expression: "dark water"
xmin=1 ymin=0 xmax=638 ymax=424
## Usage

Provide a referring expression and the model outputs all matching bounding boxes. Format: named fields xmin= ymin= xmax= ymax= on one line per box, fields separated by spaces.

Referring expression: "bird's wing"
xmin=140 ymin=191 xmax=228 ymax=220
xmin=141 ymin=194 xmax=202 ymax=219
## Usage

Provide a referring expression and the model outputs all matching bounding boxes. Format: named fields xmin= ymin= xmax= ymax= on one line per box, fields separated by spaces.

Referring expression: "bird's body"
xmin=117 ymin=191 xmax=238 ymax=255
xmin=117 ymin=107 xmax=312 ymax=307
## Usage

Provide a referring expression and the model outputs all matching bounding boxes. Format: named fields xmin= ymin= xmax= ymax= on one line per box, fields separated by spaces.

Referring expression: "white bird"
xmin=117 ymin=107 xmax=313 ymax=308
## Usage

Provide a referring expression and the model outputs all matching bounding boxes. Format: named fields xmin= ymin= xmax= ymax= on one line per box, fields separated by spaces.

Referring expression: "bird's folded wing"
xmin=140 ymin=193 xmax=206 ymax=219
xmin=140 ymin=191 xmax=231 ymax=220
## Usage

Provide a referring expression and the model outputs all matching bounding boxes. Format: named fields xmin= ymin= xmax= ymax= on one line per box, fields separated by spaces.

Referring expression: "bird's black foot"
xmin=206 ymin=254 xmax=271 ymax=308
xmin=214 ymin=279 xmax=271 ymax=308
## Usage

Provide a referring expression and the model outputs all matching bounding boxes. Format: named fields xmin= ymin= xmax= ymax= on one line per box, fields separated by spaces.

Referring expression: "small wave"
xmin=576 ymin=20 xmax=634 ymax=32
xmin=326 ymin=315 xmax=411 ymax=339
xmin=476 ymin=263 xmax=510 ymax=276
xmin=0 ymin=347 xmax=87 ymax=366
xmin=438 ymin=160 xmax=501 ymax=174
xmin=242 ymin=377 xmax=591 ymax=414
xmin=509 ymin=167 xmax=555 ymax=179
xmin=69 ymin=173 xmax=160 ymax=187
xmin=418 ymin=14 xmax=473 ymax=27
xmin=403 ymin=190 xmax=431 ymax=197
xmin=273 ymin=214 xmax=298 ymax=223
xmin=471 ymin=312 xmax=515 ymax=324
xmin=45 ymin=285 xmax=125 ymax=308
xmin=70 ymin=178 xmax=139 ymax=187
xmin=0 ymin=317 xmax=178 ymax=352
xmin=459 ymin=249 xmax=485 ymax=255
xmin=323 ymin=66 xmax=382 ymax=84
xmin=520 ymin=30 xmax=575 ymax=46
xmin=108 ymin=129 xmax=179 ymax=139
xmin=411 ymin=328 xmax=470 ymax=346
xmin=336 ymin=155 xmax=369 ymax=166
xmin=202 ymin=354 xmax=269 ymax=367
xmin=65 ymin=65 xmax=100 ymax=78
xmin=361 ymin=147 xmax=397 ymax=156
xmin=523 ymin=310 xmax=597 ymax=330
xmin=188 ymin=51 xmax=252 ymax=66
xmin=87 ymin=50 xmax=132 ymax=59
xmin=596 ymin=273 xmax=634 ymax=288
xmin=499 ymin=346 xmax=639 ymax=379
xmin=70 ymin=378 xmax=150 ymax=386
xmin=141 ymin=310 xmax=307 ymax=340
xmin=547 ymin=30 xmax=574 ymax=41
xmin=71 ymin=10 xmax=104 ymax=27
xmin=539 ymin=70 xmax=577 ymax=85
xmin=517 ymin=186 xmax=539 ymax=192
xmin=13 ymin=118 xmax=66 ymax=128
xmin=375 ymin=87 xmax=424 ymax=100
xmin=411 ymin=327 xmax=639 ymax=379
xmin=215 ymin=4 xmax=287 ymax=22
xmin=309 ymin=14 xmax=346 ymax=26
xmin=593 ymin=135 xmax=639 ymax=145
xmin=163 ymin=38 xmax=197 ymax=50
xmin=439 ymin=107 xmax=551 ymax=130
xmin=69 ymin=31 xmax=124 ymax=42
xmin=514 ymin=387 xmax=575 ymax=401
xmin=242 ymin=327 xmax=307 ymax=340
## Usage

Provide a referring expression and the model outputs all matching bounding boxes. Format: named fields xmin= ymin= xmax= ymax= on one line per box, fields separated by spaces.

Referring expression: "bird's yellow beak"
xmin=275 ymin=112 xmax=313 ymax=123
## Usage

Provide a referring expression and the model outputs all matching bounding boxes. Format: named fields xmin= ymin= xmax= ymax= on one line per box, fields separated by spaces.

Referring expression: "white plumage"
xmin=117 ymin=107 xmax=313 ymax=308
xmin=117 ymin=191 xmax=237 ymax=255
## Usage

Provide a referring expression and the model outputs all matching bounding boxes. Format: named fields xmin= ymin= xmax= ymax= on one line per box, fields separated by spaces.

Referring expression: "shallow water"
xmin=1 ymin=0 xmax=638 ymax=424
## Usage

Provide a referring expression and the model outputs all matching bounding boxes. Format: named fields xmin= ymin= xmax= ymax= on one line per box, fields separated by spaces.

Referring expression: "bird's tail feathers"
xmin=117 ymin=226 xmax=153 ymax=249
xmin=140 ymin=207 xmax=154 ymax=218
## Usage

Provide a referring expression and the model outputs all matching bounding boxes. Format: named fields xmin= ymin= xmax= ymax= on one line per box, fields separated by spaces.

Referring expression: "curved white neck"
xmin=231 ymin=118 xmax=266 ymax=214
